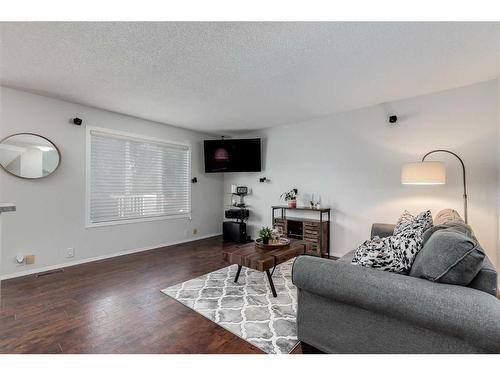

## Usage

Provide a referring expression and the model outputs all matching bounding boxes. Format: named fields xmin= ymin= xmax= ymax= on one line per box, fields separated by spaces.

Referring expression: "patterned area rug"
xmin=161 ymin=258 xmax=298 ymax=354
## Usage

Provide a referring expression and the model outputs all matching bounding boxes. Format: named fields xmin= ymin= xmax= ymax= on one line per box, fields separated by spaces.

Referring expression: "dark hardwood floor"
xmin=0 ymin=236 xmax=304 ymax=354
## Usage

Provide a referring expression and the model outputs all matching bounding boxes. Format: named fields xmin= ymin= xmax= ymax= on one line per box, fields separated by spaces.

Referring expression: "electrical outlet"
xmin=25 ymin=255 xmax=35 ymax=265
xmin=66 ymin=248 xmax=75 ymax=258
xmin=192 ymin=228 xmax=198 ymax=235
xmin=15 ymin=254 xmax=25 ymax=264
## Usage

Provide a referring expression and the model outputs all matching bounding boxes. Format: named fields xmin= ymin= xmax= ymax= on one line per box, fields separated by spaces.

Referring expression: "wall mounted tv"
xmin=204 ymin=138 xmax=261 ymax=173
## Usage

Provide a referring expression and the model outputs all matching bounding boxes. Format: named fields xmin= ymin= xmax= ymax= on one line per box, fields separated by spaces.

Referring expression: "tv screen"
xmin=204 ymin=138 xmax=261 ymax=173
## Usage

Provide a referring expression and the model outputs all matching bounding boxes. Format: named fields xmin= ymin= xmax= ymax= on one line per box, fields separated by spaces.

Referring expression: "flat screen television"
xmin=204 ymin=138 xmax=261 ymax=173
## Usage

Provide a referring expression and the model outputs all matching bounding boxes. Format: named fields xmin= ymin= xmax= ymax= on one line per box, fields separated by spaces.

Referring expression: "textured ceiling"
xmin=1 ymin=22 xmax=499 ymax=133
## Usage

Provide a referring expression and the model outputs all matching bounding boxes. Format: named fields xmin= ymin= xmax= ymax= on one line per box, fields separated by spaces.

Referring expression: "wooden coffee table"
xmin=222 ymin=239 xmax=309 ymax=297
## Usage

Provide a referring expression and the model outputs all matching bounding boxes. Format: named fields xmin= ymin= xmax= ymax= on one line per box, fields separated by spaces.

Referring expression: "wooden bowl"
xmin=255 ymin=237 xmax=291 ymax=250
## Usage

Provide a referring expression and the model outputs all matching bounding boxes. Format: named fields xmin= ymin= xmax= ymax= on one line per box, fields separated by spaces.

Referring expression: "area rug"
xmin=161 ymin=258 xmax=299 ymax=354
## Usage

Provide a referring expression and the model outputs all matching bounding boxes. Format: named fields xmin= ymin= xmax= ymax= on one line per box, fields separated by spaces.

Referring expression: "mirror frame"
xmin=0 ymin=132 xmax=62 ymax=180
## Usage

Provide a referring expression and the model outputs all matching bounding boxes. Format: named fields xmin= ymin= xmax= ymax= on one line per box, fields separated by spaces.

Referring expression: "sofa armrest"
xmin=468 ymin=256 xmax=498 ymax=296
xmin=292 ymin=256 xmax=500 ymax=352
xmin=370 ymin=223 xmax=395 ymax=238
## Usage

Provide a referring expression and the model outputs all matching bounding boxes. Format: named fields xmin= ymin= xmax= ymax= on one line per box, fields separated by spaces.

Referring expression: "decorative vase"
xmin=288 ymin=199 xmax=297 ymax=208
xmin=262 ymin=237 xmax=269 ymax=245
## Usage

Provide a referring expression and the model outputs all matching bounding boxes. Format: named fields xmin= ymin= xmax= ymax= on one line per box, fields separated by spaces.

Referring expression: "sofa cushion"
xmin=422 ymin=221 xmax=475 ymax=245
xmin=410 ymin=228 xmax=485 ymax=285
xmin=434 ymin=208 xmax=464 ymax=225
xmin=429 ymin=208 xmax=476 ymax=241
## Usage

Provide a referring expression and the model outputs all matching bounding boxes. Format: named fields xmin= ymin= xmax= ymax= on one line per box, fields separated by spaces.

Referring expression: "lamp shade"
xmin=401 ymin=161 xmax=446 ymax=185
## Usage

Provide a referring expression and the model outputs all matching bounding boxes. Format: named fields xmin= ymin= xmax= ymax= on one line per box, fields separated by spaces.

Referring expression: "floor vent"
xmin=35 ymin=269 xmax=64 ymax=278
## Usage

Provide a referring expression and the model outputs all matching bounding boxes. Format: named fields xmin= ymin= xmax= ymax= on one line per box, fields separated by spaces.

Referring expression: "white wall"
xmin=224 ymin=80 xmax=500 ymax=265
xmin=1 ymin=80 xmax=498 ymax=279
xmin=498 ymin=78 xmax=500 ymax=270
xmin=0 ymin=87 xmax=224 ymax=278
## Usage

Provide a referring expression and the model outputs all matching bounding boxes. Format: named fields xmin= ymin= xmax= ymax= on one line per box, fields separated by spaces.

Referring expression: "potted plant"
xmin=280 ymin=188 xmax=298 ymax=208
xmin=259 ymin=226 xmax=273 ymax=245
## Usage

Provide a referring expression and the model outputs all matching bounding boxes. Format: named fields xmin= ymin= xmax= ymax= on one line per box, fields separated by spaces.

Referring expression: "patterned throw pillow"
xmin=394 ymin=210 xmax=433 ymax=235
xmin=393 ymin=210 xmax=414 ymax=235
xmin=352 ymin=210 xmax=433 ymax=274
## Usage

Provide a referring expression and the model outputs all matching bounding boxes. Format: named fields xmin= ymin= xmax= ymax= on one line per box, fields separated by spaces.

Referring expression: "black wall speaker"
xmin=73 ymin=118 xmax=83 ymax=126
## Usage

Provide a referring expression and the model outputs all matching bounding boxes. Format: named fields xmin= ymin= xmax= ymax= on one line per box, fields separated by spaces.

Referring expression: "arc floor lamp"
xmin=401 ymin=149 xmax=468 ymax=223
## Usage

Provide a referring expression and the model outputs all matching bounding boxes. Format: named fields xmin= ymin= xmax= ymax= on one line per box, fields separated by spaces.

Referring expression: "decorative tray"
xmin=255 ymin=237 xmax=291 ymax=250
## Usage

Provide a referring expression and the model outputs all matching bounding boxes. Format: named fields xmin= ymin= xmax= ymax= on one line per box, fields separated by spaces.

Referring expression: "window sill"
xmin=86 ymin=213 xmax=192 ymax=228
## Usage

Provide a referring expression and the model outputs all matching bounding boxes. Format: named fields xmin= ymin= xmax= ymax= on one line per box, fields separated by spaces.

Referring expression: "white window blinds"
xmin=88 ymin=129 xmax=190 ymax=225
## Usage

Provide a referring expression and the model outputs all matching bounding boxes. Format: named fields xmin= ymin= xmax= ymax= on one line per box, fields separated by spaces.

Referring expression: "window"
xmin=86 ymin=127 xmax=190 ymax=227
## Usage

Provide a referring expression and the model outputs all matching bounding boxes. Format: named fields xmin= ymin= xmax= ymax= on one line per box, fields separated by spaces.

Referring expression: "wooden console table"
xmin=272 ymin=206 xmax=331 ymax=258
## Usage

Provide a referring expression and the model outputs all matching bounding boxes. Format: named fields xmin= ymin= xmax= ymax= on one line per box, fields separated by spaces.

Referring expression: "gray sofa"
xmin=292 ymin=223 xmax=500 ymax=353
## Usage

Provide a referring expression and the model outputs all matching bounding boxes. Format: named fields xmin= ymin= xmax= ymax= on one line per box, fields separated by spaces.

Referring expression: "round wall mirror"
xmin=0 ymin=133 xmax=61 ymax=179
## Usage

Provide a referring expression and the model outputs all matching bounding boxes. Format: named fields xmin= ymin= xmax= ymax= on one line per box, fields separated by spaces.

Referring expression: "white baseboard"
xmin=0 ymin=232 xmax=222 ymax=281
